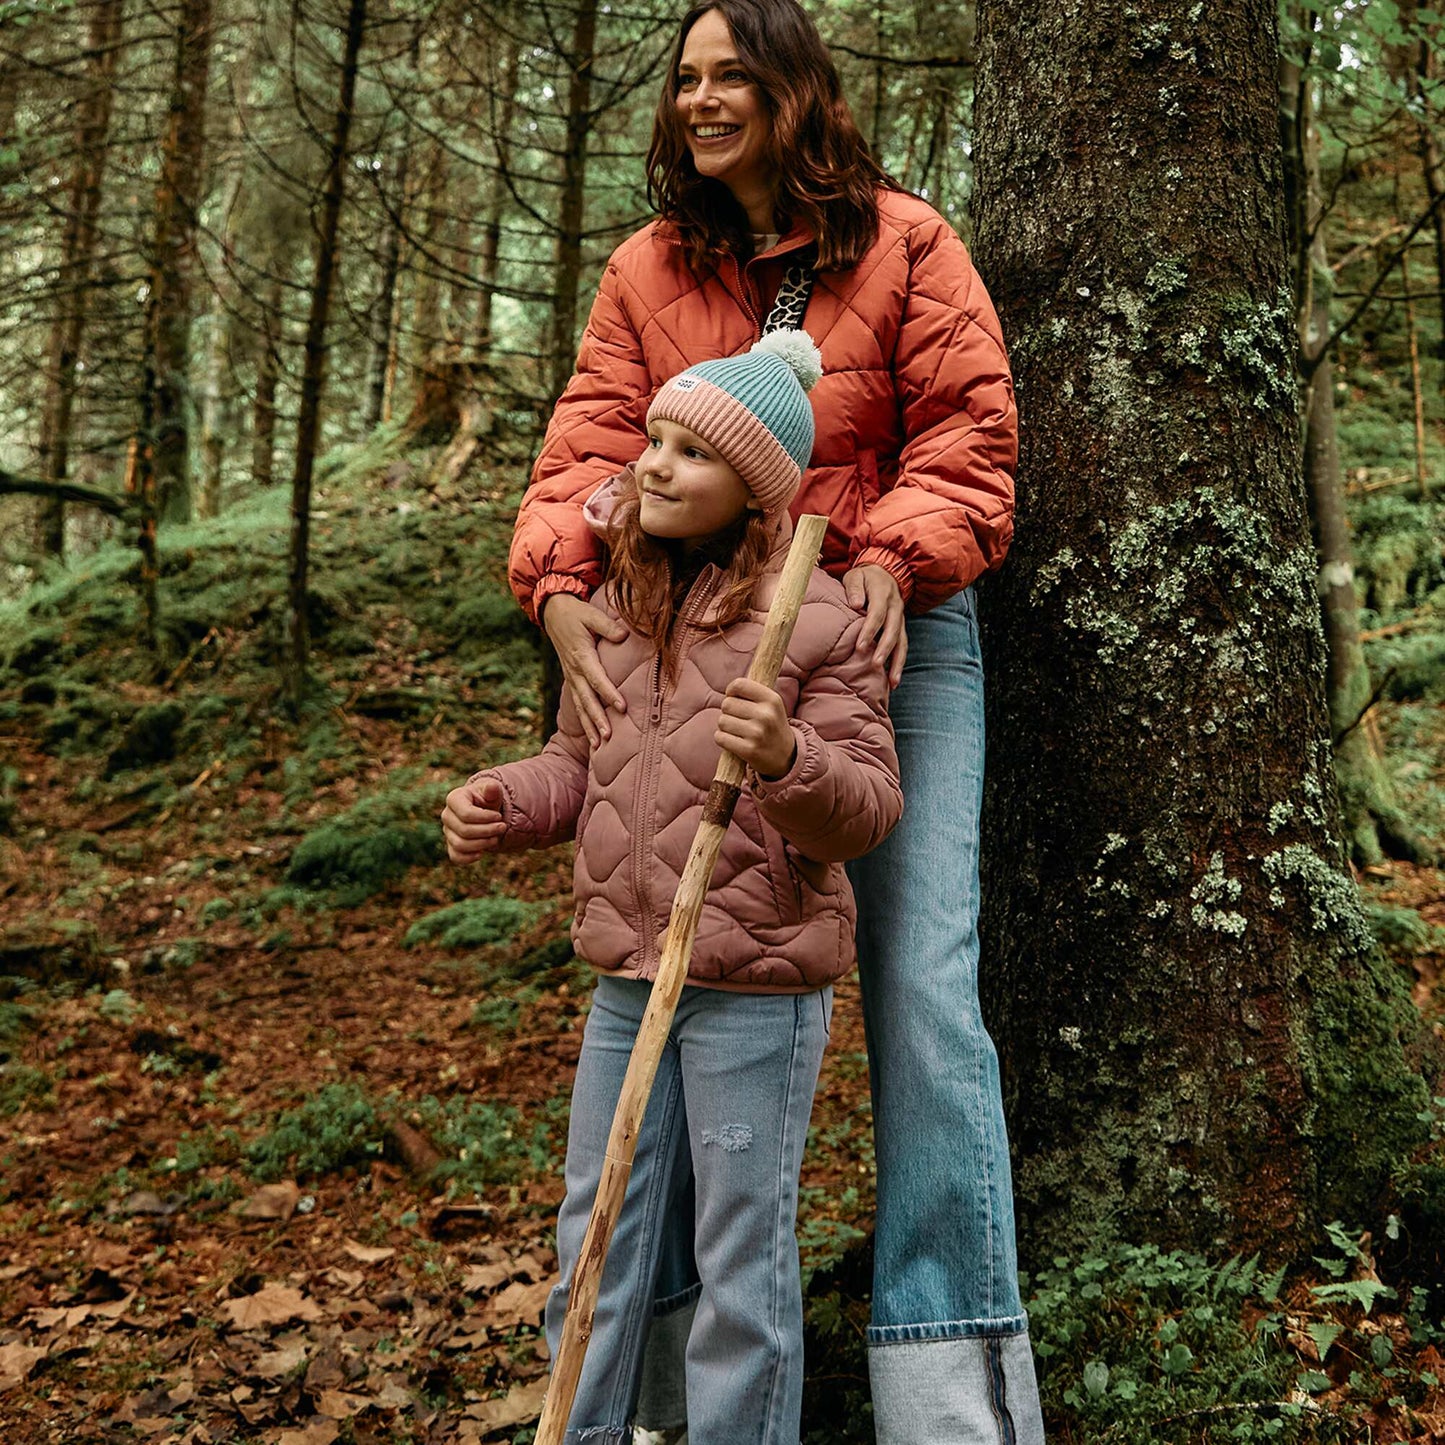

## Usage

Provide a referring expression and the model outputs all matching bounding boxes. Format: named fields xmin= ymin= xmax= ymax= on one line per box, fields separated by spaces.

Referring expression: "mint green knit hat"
xmin=646 ymin=329 xmax=823 ymax=515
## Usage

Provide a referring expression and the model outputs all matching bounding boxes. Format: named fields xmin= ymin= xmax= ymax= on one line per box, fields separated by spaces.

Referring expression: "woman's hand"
xmin=543 ymin=594 xmax=629 ymax=746
xmin=441 ymin=777 xmax=507 ymax=862
xmin=716 ymin=677 xmax=797 ymax=779
xmin=843 ymin=564 xmax=908 ymax=688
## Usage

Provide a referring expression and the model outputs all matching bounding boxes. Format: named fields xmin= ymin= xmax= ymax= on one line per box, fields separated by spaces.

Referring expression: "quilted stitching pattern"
xmin=511 ymin=188 xmax=1016 ymax=621
xmin=478 ymin=551 xmax=902 ymax=992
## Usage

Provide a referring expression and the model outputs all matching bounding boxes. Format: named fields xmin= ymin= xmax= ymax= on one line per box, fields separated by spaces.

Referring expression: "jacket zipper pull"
xmin=649 ymin=655 xmax=663 ymax=724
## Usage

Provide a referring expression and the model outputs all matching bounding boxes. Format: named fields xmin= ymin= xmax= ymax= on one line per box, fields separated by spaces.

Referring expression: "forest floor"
xmin=1 ymin=467 xmax=1443 ymax=1444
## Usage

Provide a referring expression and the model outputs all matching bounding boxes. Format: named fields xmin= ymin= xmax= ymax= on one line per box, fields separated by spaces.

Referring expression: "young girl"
xmin=441 ymin=331 xmax=902 ymax=1445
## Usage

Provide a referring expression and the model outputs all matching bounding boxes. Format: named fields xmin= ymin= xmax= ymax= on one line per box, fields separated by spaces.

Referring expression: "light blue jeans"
xmin=546 ymin=976 xmax=832 ymax=1445
xmin=635 ymin=589 xmax=1044 ymax=1444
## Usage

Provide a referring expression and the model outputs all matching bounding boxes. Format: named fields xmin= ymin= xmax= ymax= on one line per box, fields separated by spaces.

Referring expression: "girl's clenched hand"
xmin=716 ymin=677 xmax=797 ymax=779
xmin=441 ymin=777 xmax=507 ymax=862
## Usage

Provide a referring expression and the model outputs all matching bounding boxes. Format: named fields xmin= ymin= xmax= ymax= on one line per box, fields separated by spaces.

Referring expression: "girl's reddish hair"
xmin=602 ymin=470 xmax=772 ymax=677
xmin=647 ymin=0 xmax=897 ymax=274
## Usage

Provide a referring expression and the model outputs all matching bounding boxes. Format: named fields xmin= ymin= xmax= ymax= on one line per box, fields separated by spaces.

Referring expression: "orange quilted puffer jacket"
xmin=476 ymin=487 xmax=903 ymax=994
xmin=510 ymin=187 xmax=1016 ymax=625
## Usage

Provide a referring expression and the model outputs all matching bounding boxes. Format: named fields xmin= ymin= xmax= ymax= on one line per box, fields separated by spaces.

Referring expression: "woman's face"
xmin=674 ymin=9 xmax=773 ymax=209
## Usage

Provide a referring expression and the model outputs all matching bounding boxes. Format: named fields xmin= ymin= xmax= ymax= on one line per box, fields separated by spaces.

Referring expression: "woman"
xmin=507 ymin=2 xmax=1044 ymax=1439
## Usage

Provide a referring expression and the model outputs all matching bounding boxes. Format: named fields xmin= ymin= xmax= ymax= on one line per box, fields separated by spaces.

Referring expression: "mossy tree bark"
xmin=971 ymin=0 xmax=1434 ymax=1267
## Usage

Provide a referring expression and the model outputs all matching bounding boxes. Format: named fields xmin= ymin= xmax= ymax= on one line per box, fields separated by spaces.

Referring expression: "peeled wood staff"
xmin=535 ymin=513 xmax=830 ymax=1445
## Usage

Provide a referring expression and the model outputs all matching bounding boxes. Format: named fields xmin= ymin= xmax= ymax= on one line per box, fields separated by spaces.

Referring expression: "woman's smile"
xmin=675 ymin=9 xmax=773 ymax=218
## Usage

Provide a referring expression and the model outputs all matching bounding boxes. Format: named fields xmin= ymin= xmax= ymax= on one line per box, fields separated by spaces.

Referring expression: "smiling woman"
xmin=671 ymin=11 xmax=773 ymax=230
xmin=497 ymin=1 xmax=1043 ymax=1441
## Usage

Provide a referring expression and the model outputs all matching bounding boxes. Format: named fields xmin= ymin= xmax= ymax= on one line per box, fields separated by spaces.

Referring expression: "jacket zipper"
xmin=630 ymin=569 xmax=721 ymax=977
xmin=730 ymin=253 xmax=762 ymax=338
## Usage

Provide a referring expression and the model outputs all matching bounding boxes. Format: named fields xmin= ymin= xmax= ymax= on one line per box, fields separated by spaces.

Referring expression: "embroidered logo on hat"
xmin=672 ymin=376 xmax=700 ymax=392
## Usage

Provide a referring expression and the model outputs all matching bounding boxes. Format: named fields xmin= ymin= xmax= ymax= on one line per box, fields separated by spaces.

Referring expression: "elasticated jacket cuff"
xmin=532 ymin=572 xmax=594 ymax=625
xmin=851 ymin=545 xmax=916 ymax=607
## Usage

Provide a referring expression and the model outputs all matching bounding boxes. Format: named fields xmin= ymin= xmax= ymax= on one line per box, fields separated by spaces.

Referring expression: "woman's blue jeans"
xmin=634 ymin=589 xmax=1044 ymax=1444
xmin=546 ymin=976 xmax=832 ymax=1445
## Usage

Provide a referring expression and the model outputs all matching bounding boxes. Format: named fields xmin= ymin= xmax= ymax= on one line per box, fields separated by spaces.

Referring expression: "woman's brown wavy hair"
xmin=648 ymin=0 xmax=896 ymax=274
xmin=602 ymin=470 xmax=773 ymax=679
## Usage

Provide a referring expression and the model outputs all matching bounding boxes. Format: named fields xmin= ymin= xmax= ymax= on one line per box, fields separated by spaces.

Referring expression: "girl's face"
xmin=636 ymin=418 xmax=758 ymax=547
xmin=674 ymin=9 xmax=773 ymax=205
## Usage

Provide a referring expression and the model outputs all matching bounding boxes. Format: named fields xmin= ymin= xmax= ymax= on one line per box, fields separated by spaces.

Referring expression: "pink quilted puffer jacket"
xmin=475 ymin=488 xmax=903 ymax=993
xmin=511 ymin=186 xmax=1016 ymax=625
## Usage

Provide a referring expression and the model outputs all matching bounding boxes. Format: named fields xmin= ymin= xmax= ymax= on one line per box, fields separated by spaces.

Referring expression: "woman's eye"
xmin=677 ymin=74 xmax=697 ymax=90
xmin=724 ymin=70 xmax=748 ymax=83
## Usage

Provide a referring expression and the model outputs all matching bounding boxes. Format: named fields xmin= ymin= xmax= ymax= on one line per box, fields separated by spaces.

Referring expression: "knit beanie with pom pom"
xmin=645 ymin=329 xmax=823 ymax=516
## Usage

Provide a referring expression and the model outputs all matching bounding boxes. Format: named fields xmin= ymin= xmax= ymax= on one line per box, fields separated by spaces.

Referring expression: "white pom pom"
xmin=750 ymin=329 xmax=823 ymax=392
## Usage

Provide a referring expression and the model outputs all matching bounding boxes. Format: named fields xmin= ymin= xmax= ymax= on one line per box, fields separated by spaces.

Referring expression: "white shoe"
xmin=633 ymin=1431 xmax=687 ymax=1444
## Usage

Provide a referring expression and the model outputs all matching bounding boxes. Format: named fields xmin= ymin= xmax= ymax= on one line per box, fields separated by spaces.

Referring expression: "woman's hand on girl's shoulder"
xmin=441 ymin=777 xmax=507 ymax=862
xmin=842 ymin=564 xmax=908 ymax=688
xmin=542 ymin=594 xmax=629 ymax=747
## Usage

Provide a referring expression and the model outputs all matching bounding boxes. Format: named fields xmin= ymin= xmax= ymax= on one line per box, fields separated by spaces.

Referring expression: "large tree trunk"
xmin=140 ymin=0 xmax=212 ymax=529
xmin=285 ymin=0 xmax=367 ymax=709
xmin=35 ymin=0 xmax=124 ymax=557
xmin=548 ymin=0 xmax=598 ymax=405
xmin=971 ymin=0 xmax=1432 ymax=1266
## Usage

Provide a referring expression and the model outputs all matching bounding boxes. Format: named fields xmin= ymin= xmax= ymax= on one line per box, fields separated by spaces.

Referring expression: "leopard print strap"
xmin=762 ymin=255 xmax=817 ymax=335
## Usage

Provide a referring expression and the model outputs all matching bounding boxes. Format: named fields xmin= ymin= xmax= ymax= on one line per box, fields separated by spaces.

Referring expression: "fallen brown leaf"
xmin=237 ymin=1181 xmax=301 ymax=1222
xmin=0 ymin=1341 xmax=47 ymax=1391
xmin=277 ymin=1422 xmax=341 ymax=1445
xmin=459 ymin=1262 xmax=509 ymax=1295
xmin=314 ymin=1387 xmax=372 ymax=1419
xmin=478 ymin=1278 xmax=551 ymax=1330
xmin=463 ymin=1376 xmax=548 ymax=1431
xmin=221 ymin=1283 xmax=324 ymax=1331
xmin=341 ymin=1240 xmax=395 ymax=1265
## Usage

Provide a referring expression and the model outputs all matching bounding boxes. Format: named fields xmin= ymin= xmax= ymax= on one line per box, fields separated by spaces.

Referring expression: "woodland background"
xmin=1 ymin=0 xmax=1444 ymax=1441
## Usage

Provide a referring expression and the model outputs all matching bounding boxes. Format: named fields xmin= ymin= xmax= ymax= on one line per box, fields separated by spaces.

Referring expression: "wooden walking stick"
xmin=535 ymin=513 xmax=829 ymax=1445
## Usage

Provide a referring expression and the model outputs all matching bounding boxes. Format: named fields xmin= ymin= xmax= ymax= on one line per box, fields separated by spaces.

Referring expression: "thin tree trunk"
xmin=364 ymin=145 xmax=408 ymax=429
xmin=252 ymin=274 xmax=284 ymax=488
xmin=35 ymin=0 xmax=124 ymax=557
xmin=1400 ymin=250 xmax=1429 ymax=496
xmin=471 ymin=38 xmax=519 ymax=357
xmin=140 ymin=0 xmax=213 ymax=529
xmin=198 ymin=50 xmax=254 ymax=519
xmin=548 ymin=0 xmax=599 ymax=405
xmin=406 ymin=139 xmax=447 ymax=398
xmin=1287 ymin=38 xmax=1433 ymax=865
xmin=972 ymin=0 xmax=1433 ymax=1265
xmin=285 ymin=0 xmax=367 ymax=709
xmin=1414 ymin=38 xmax=1445 ymax=402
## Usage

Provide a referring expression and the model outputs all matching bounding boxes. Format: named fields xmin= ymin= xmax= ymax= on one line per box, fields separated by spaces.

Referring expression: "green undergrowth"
xmin=1021 ymin=1224 xmax=1445 ymax=1443
xmin=242 ymin=1079 xmax=562 ymax=1195
xmin=282 ymin=772 xmax=449 ymax=905
xmin=404 ymin=894 xmax=543 ymax=949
